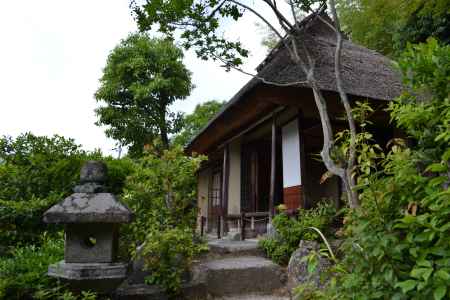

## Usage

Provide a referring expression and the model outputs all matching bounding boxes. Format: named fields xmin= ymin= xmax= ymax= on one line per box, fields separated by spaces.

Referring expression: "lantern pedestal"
xmin=48 ymin=261 xmax=128 ymax=293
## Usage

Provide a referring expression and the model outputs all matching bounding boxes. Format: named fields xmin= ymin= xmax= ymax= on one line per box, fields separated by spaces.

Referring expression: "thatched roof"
xmin=187 ymin=12 xmax=403 ymax=153
xmin=255 ymin=12 xmax=403 ymax=101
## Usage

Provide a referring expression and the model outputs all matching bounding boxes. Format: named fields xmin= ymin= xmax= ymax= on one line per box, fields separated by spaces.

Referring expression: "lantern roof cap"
xmin=43 ymin=192 xmax=133 ymax=223
xmin=43 ymin=161 xmax=133 ymax=224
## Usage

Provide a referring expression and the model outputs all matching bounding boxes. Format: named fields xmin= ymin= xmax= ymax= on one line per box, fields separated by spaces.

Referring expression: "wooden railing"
xmin=225 ymin=212 xmax=270 ymax=241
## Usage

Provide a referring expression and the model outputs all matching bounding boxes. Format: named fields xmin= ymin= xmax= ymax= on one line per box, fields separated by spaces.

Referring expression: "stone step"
xmin=203 ymin=256 xmax=285 ymax=297
xmin=206 ymin=239 xmax=265 ymax=259
xmin=214 ymin=295 xmax=289 ymax=300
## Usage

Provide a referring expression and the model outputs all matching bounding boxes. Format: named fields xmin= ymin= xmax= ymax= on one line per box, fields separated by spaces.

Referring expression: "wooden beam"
xmin=221 ymin=144 xmax=230 ymax=237
xmin=217 ymin=106 xmax=285 ymax=149
xmin=269 ymin=115 xmax=277 ymax=218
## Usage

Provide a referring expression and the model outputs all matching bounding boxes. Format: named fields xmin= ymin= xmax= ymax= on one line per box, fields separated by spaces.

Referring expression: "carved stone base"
xmin=48 ymin=261 xmax=128 ymax=293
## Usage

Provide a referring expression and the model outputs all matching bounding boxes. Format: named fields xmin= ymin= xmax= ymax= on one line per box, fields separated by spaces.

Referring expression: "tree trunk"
xmin=159 ymin=103 xmax=170 ymax=150
xmin=160 ymin=125 xmax=169 ymax=150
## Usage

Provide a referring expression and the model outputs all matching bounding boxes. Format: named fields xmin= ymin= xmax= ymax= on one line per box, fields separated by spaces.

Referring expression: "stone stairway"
xmin=199 ymin=239 xmax=288 ymax=299
xmin=116 ymin=238 xmax=288 ymax=299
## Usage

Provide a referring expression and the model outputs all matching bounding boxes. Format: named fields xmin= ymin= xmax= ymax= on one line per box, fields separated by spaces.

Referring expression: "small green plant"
xmin=122 ymin=146 xmax=207 ymax=294
xmin=140 ymin=227 xmax=208 ymax=294
xmin=259 ymin=200 xmax=336 ymax=265
xmin=0 ymin=233 xmax=64 ymax=299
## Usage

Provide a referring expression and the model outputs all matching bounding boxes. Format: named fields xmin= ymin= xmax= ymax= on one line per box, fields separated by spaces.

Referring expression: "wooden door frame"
xmin=208 ymin=164 xmax=222 ymax=233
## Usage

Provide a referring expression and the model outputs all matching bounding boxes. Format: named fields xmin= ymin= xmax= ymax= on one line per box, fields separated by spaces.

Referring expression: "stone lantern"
xmin=43 ymin=161 xmax=133 ymax=293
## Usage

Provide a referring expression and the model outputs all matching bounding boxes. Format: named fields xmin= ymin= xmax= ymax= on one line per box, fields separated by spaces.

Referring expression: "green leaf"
xmin=435 ymin=270 xmax=450 ymax=281
xmin=411 ymin=267 xmax=433 ymax=281
xmin=442 ymin=149 xmax=450 ymax=161
xmin=426 ymin=163 xmax=447 ymax=173
xmin=434 ymin=285 xmax=447 ymax=300
xmin=395 ymin=280 xmax=417 ymax=293
xmin=417 ymin=259 xmax=433 ymax=268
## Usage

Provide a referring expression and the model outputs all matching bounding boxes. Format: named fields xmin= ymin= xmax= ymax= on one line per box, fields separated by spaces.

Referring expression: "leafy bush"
xmin=0 ymin=133 xmax=88 ymax=201
xmin=0 ymin=133 xmax=134 ymax=249
xmin=102 ymin=157 xmax=135 ymax=195
xmin=140 ymin=227 xmax=208 ymax=293
xmin=0 ymin=195 xmax=62 ymax=250
xmin=121 ymin=146 xmax=207 ymax=293
xmin=259 ymin=201 xmax=336 ymax=265
xmin=309 ymin=39 xmax=450 ymax=300
xmin=0 ymin=133 xmax=133 ymax=299
xmin=0 ymin=233 xmax=64 ymax=299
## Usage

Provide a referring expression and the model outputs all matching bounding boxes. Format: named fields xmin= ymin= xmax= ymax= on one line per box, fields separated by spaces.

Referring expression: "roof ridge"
xmin=256 ymin=9 xmax=334 ymax=72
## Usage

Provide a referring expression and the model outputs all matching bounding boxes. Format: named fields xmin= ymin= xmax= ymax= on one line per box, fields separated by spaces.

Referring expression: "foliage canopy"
xmin=95 ymin=33 xmax=193 ymax=157
xmin=336 ymin=0 xmax=450 ymax=57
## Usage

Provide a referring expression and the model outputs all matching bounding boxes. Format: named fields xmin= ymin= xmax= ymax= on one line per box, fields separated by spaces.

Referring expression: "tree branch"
xmin=228 ymin=0 xmax=284 ymax=41
xmin=228 ymin=0 xmax=298 ymax=63
xmin=329 ymin=0 xmax=359 ymax=207
xmin=213 ymin=54 xmax=309 ymax=87
xmin=207 ymin=0 xmax=227 ymax=19
xmin=261 ymin=0 xmax=294 ymax=31
xmin=289 ymin=0 xmax=299 ymax=29
xmin=309 ymin=79 xmax=345 ymax=178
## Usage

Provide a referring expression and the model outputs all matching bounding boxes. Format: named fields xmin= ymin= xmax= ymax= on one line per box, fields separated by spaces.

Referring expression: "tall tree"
xmin=130 ymin=0 xmax=361 ymax=208
xmin=336 ymin=0 xmax=450 ymax=57
xmin=95 ymin=33 xmax=193 ymax=157
xmin=172 ymin=100 xmax=225 ymax=147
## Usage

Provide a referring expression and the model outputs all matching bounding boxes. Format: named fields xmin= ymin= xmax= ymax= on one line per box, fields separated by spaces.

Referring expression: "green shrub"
xmin=0 ymin=133 xmax=133 ymax=299
xmin=102 ymin=157 xmax=135 ymax=195
xmin=140 ymin=227 xmax=208 ymax=294
xmin=0 ymin=195 xmax=62 ymax=250
xmin=0 ymin=133 xmax=88 ymax=201
xmin=259 ymin=200 xmax=336 ymax=265
xmin=313 ymin=39 xmax=450 ymax=300
xmin=0 ymin=133 xmax=134 ymax=249
xmin=121 ymin=146 xmax=207 ymax=293
xmin=0 ymin=233 xmax=64 ymax=299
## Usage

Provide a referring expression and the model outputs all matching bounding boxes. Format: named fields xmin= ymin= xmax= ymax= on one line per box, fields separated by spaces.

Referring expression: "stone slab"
xmin=216 ymin=295 xmax=289 ymax=300
xmin=207 ymin=239 xmax=263 ymax=257
xmin=43 ymin=193 xmax=133 ymax=223
xmin=203 ymin=256 xmax=284 ymax=296
xmin=48 ymin=261 xmax=128 ymax=280
xmin=115 ymin=284 xmax=168 ymax=300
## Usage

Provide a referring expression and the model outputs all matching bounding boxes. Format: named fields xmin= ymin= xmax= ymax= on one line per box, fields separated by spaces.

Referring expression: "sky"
xmin=0 ymin=1 xmax=277 ymax=156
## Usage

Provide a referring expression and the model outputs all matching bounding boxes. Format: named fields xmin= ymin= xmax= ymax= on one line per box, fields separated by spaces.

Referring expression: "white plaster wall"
xmin=227 ymin=140 xmax=241 ymax=215
xmin=197 ymin=168 xmax=210 ymax=220
xmin=282 ymin=119 xmax=302 ymax=188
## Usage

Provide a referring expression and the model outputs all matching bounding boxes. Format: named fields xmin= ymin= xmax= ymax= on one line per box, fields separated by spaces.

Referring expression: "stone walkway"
xmin=116 ymin=238 xmax=289 ymax=299
xmin=202 ymin=238 xmax=288 ymax=299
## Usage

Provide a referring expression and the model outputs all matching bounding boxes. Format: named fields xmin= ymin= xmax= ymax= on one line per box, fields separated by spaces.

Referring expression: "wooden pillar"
xmin=297 ymin=111 xmax=309 ymax=209
xmin=269 ymin=115 xmax=277 ymax=218
xmin=221 ymin=145 xmax=230 ymax=238
xmin=240 ymin=212 xmax=246 ymax=241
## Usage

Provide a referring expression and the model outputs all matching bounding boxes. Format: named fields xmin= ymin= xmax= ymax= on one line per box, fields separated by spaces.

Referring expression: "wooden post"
xmin=240 ymin=212 xmax=245 ymax=241
xmin=200 ymin=216 xmax=205 ymax=237
xmin=269 ymin=115 xmax=277 ymax=219
xmin=221 ymin=145 xmax=230 ymax=238
xmin=217 ymin=215 xmax=221 ymax=239
xmin=297 ymin=111 xmax=309 ymax=209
